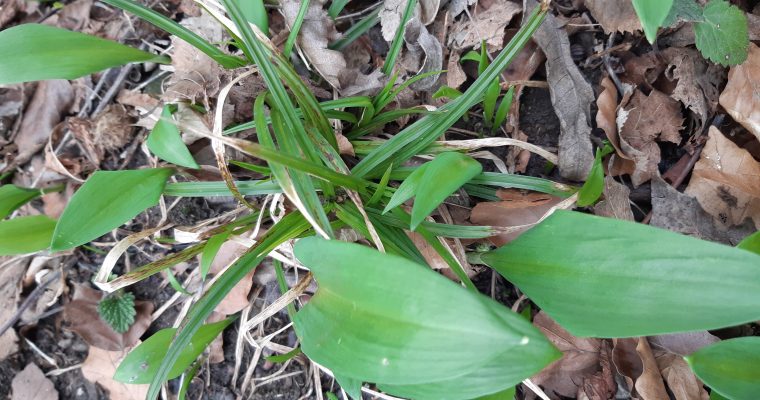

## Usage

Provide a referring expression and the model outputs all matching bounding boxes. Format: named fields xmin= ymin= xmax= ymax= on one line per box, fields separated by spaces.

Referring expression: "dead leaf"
xmin=685 ymin=127 xmax=760 ymax=229
xmin=448 ymin=0 xmax=476 ymax=18
xmin=654 ymin=351 xmax=710 ymax=400
xmin=165 ymin=37 xmax=223 ymax=105
xmin=719 ymin=42 xmax=760 ymax=142
xmin=529 ymin=2 xmax=595 ymax=181
xmin=11 ymin=363 xmax=58 ymax=400
xmin=418 ymin=0 xmax=440 ymax=24
xmin=81 ymin=346 xmax=149 ymax=400
xmin=618 ymin=89 xmax=684 ymax=186
xmin=470 ymin=192 xmax=563 ymax=246
xmin=11 ymin=80 xmax=74 ymax=169
xmin=68 ymin=105 xmax=134 ymax=164
xmin=42 ymin=0 xmax=92 ymax=31
xmin=401 ymin=18 xmax=442 ymax=90
xmin=445 ymin=51 xmax=467 ymax=89
xmin=448 ymin=0 xmax=522 ymax=51
xmin=635 ymin=337 xmax=669 ymax=400
xmin=527 ymin=312 xmax=603 ymax=399
xmin=651 ymin=175 xmax=755 ymax=245
xmin=63 ymin=284 xmax=153 ymax=351
xmin=585 ymin=0 xmax=642 ymax=34
xmin=662 ymin=47 xmax=725 ymax=125
xmin=649 ymin=332 xmax=719 ymax=356
xmin=621 ymin=52 xmax=665 ymax=87
xmin=0 ymin=257 xmax=25 ymax=361
xmin=380 ymin=0 xmax=408 ymax=42
xmin=210 ymin=241 xmax=254 ymax=315
xmin=612 ymin=338 xmax=642 ymax=397
xmin=594 ymin=176 xmax=634 ymax=220
xmin=407 ymin=231 xmax=448 ymax=270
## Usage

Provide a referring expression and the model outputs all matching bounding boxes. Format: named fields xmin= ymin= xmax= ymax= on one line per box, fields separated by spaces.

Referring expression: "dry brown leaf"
xmin=719 ymin=42 xmax=760 ymax=141
xmin=654 ymin=351 xmax=710 ymax=400
xmin=635 ymin=337 xmax=669 ymax=400
xmin=43 ymin=0 xmax=92 ymax=31
xmin=165 ymin=38 xmax=223 ymax=104
xmin=597 ymin=77 xmax=637 ymax=177
xmin=81 ymin=346 xmax=148 ymax=400
xmin=469 ymin=192 xmax=563 ymax=246
xmin=585 ymin=0 xmax=642 ymax=34
xmin=445 ymin=51 xmax=467 ymax=89
xmin=407 ymin=231 xmax=448 ymax=270
xmin=527 ymin=312 xmax=603 ymax=399
xmin=621 ymin=52 xmax=665 ymax=87
xmin=662 ymin=47 xmax=725 ymax=125
xmin=0 ymin=257 xmax=25 ymax=361
xmin=12 ymin=80 xmax=74 ymax=169
xmin=530 ymin=2 xmax=595 ymax=181
xmin=649 ymin=332 xmax=719 ymax=357
xmin=63 ymin=284 xmax=153 ymax=351
xmin=594 ymin=176 xmax=634 ymax=221
xmin=448 ymin=0 xmax=522 ymax=51
xmin=685 ymin=127 xmax=760 ymax=229
xmin=401 ymin=18 xmax=442 ymax=91
xmin=612 ymin=338 xmax=641 ymax=397
xmin=210 ymin=241 xmax=254 ymax=315
xmin=68 ymin=105 xmax=134 ymax=164
xmin=11 ymin=363 xmax=58 ymax=400
xmin=418 ymin=0 xmax=440 ymax=24
xmin=651 ymin=176 xmax=755 ymax=245
xmin=619 ymin=89 xmax=684 ymax=186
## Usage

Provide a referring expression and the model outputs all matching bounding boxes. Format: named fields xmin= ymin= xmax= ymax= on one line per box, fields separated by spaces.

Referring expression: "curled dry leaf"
xmin=11 ymin=363 xmax=58 ymax=400
xmin=0 ymin=257 xmax=25 ymax=361
xmin=584 ymin=0 xmax=642 ymax=34
xmin=526 ymin=312 xmax=607 ymax=400
xmin=618 ymin=89 xmax=684 ymax=186
xmin=719 ymin=43 xmax=760 ymax=141
xmin=165 ymin=37 xmax=223 ymax=105
xmin=68 ymin=105 xmax=135 ymax=164
xmin=651 ymin=176 xmax=755 ymax=245
xmin=596 ymin=76 xmax=636 ymax=177
xmin=530 ymin=3 xmax=595 ymax=181
xmin=469 ymin=190 xmax=563 ymax=246
xmin=654 ymin=351 xmax=710 ymax=400
xmin=649 ymin=331 xmax=720 ymax=357
xmin=448 ymin=0 xmax=522 ymax=51
xmin=661 ymin=47 xmax=726 ymax=126
xmin=635 ymin=338 xmax=669 ymax=400
xmin=401 ymin=18 xmax=442 ymax=90
xmin=612 ymin=338 xmax=641 ymax=396
xmin=594 ymin=176 xmax=634 ymax=221
xmin=81 ymin=346 xmax=148 ymax=400
xmin=64 ymin=284 xmax=153 ymax=351
xmin=210 ymin=240 xmax=254 ymax=315
xmin=685 ymin=127 xmax=760 ymax=230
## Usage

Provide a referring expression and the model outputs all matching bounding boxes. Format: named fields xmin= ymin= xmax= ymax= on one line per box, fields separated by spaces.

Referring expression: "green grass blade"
xmin=0 ymin=24 xmax=169 ymax=84
xmin=492 ymin=85 xmax=515 ymax=131
xmin=101 ymin=0 xmax=245 ymax=68
xmin=382 ymin=0 xmax=417 ymax=74
xmin=164 ymin=180 xmax=282 ymax=197
xmin=328 ymin=0 xmax=351 ymax=18
xmin=284 ymin=0 xmax=310 ymax=58
xmin=329 ymin=7 xmax=380 ymax=51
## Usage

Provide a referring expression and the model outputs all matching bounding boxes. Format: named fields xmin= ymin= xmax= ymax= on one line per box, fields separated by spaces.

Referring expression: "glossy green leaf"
xmin=737 ymin=231 xmax=760 ymax=255
xmin=577 ymin=143 xmax=613 ymax=207
xmin=146 ymin=105 xmax=199 ymax=169
xmin=293 ymin=237 xmax=559 ymax=400
xmin=481 ymin=210 xmax=760 ymax=337
xmin=0 ymin=215 xmax=56 ymax=255
xmin=694 ymin=0 xmax=749 ymax=66
xmin=632 ymin=0 xmax=674 ymax=43
xmin=0 ymin=24 xmax=169 ymax=85
xmin=115 ymin=318 xmax=233 ymax=384
xmin=410 ymin=152 xmax=482 ymax=230
xmin=0 ymin=185 xmax=42 ymax=219
xmin=51 ymin=168 xmax=173 ymax=251
xmin=383 ymin=163 xmax=429 ymax=213
xmin=685 ymin=337 xmax=760 ymax=400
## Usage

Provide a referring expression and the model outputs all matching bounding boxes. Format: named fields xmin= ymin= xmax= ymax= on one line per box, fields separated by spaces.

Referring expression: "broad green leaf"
xmin=0 ymin=24 xmax=169 ymax=85
xmin=98 ymin=292 xmax=136 ymax=333
xmin=711 ymin=391 xmax=731 ymax=400
xmin=115 ymin=318 xmax=233 ymax=384
xmin=577 ymin=143 xmax=613 ymax=207
xmin=737 ymin=231 xmax=760 ymax=255
xmin=293 ymin=237 xmax=559 ymax=399
xmin=481 ymin=210 xmax=760 ymax=337
xmin=236 ymin=0 xmax=268 ymax=33
xmin=632 ymin=0 xmax=674 ymax=43
xmin=51 ymin=168 xmax=173 ymax=251
xmin=383 ymin=163 xmax=429 ymax=213
xmin=0 ymin=215 xmax=56 ymax=255
xmin=694 ymin=0 xmax=749 ymax=66
xmin=146 ymin=106 xmax=199 ymax=169
xmin=662 ymin=0 xmax=704 ymax=27
xmin=475 ymin=386 xmax=515 ymax=400
xmin=411 ymin=152 xmax=482 ymax=230
xmin=0 ymin=184 xmax=42 ymax=219
xmin=685 ymin=337 xmax=760 ymax=400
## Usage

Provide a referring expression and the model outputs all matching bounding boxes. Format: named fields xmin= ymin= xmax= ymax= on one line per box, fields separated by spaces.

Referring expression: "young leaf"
xmin=0 ymin=24 xmax=169 ymax=85
xmin=577 ymin=143 xmax=613 ymax=207
xmin=383 ymin=163 xmax=429 ymax=213
xmin=51 ymin=168 xmax=173 ymax=251
xmin=114 ymin=318 xmax=234 ymax=383
xmin=662 ymin=0 xmax=704 ymax=27
xmin=685 ymin=337 xmax=760 ymax=400
xmin=481 ymin=210 xmax=760 ymax=337
xmin=737 ymin=231 xmax=760 ymax=255
xmin=694 ymin=0 xmax=749 ymax=66
xmin=410 ymin=152 xmax=482 ymax=230
xmin=293 ymin=237 xmax=559 ymax=399
xmin=0 ymin=184 xmax=43 ymax=219
xmin=200 ymin=231 xmax=231 ymax=280
xmin=97 ymin=292 xmax=136 ymax=333
xmin=632 ymin=0 xmax=674 ymax=43
xmin=0 ymin=215 xmax=56 ymax=255
xmin=432 ymin=86 xmax=464 ymax=100
xmin=146 ymin=105 xmax=200 ymax=169
xmin=492 ymin=85 xmax=515 ymax=131
xmin=236 ymin=0 xmax=268 ymax=34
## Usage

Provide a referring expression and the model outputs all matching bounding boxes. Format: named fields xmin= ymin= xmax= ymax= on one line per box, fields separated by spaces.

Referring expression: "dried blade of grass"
xmin=437 ymin=138 xmax=558 ymax=164
xmin=242 ymin=272 xmax=312 ymax=331
xmin=94 ymin=225 xmax=169 ymax=292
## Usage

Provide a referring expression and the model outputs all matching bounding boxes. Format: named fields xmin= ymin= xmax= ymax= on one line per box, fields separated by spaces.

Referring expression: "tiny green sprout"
xmin=98 ymin=291 xmax=136 ymax=333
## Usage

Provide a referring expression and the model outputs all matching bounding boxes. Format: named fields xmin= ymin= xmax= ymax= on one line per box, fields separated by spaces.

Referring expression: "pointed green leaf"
xmin=200 ymin=231 xmax=231 ymax=280
xmin=51 ymin=168 xmax=173 ymax=251
xmin=411 ymin=152 xmax=482 ymax=230
xmin=492 ymin=85 xmax=515 ymax=131
xmin=685 ymin=337 xmax=760 ymax=400
xmin=293 ymin=237 xmax=559 ymax=399
xmin=0 ymin=24 xmax=169 ymax=85
xmin=694 ymin=0 xmax=749 ymax=66
xmin=0 ymin=215 xmax=56 ymax=255
xmin=577 ymin=143 xmax=613 ymax=207
xmin=0 ymin=185 xmax=42 ymax=219
xmin=383 ymin=163 xmax=429 ymax=214
xmin=481 ymin=210 xmax=760 ymax=337
xmin=632 ymin=0 xmax=674 ymax=43
xmin=737 ymin=231 xmax=760 ymax=255
xmin=115 ymin=318 xmax=234 ymax=384
xmin=146 ymin=105 xmax=200 ymax=169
